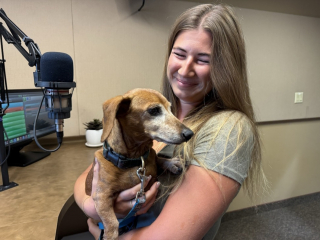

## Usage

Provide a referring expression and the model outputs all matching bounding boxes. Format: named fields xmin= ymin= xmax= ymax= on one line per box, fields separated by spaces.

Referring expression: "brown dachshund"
xmin=85 ymin=88 xmax=193 ymax=239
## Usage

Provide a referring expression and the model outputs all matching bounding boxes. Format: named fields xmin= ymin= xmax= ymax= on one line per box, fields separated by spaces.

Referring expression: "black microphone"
xmin=34 ymin=52 xmax=76 ymax=144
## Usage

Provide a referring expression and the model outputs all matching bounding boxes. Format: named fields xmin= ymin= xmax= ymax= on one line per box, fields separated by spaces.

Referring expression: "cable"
xmin=138 ymin=0 xmax=145 ymax=11
xmin=0 ymin=127 xmax=10 ymax=166
xmin=33 ymin=92 xmax=61 ymax=152
xmin=0 ymin=35 xmax=11 ymax=166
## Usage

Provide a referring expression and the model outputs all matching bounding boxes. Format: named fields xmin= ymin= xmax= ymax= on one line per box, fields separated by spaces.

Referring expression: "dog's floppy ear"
xmin=101 ymin=96 xmax=131 ymax=141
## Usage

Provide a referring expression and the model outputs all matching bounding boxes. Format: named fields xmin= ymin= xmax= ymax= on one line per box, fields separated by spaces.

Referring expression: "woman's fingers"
xmin=114 ymin=177 xmax=160 ymax=218
xmin=114 ymin=176 xmax=152 ymax=218
xmin=143 ymin=181 xmax=160 ymax=207
xmin=117 ymin=175 xmax=152 ymax=202
xmin=136 ymin=181 xmax=160 ymax=215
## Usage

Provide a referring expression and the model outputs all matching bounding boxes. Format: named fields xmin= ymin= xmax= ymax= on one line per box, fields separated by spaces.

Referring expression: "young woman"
xmin=74 ymin=4 xmax=267 ymax=239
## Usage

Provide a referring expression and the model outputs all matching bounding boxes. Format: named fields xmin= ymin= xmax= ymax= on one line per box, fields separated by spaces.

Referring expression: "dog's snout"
xmin=182 ymin=128 xmax=194 ymax=142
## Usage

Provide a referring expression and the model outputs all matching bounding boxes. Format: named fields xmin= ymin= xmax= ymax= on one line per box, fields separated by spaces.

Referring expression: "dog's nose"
xmin=182 ymin=128 xmax=194 ymax=142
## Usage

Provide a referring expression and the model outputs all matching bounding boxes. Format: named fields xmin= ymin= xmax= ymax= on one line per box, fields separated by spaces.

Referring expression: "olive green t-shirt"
xmin=138 ymin=110 xmax=254 ymax=239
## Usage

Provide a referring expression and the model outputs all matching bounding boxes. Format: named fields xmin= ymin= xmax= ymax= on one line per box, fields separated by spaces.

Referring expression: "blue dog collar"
xmin=102 ymin=141 xmax=150 ymax=169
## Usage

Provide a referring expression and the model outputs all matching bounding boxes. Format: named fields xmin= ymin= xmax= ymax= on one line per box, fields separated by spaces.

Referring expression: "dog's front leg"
xmin=157 ymin=156 xmax=183 ymax=174
xmin=93 ymin=190 xmax=119 ymax=240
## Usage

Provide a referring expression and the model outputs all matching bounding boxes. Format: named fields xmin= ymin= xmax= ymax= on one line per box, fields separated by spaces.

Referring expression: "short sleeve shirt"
xmin=137 ymin=110 xmax=254 ymax=239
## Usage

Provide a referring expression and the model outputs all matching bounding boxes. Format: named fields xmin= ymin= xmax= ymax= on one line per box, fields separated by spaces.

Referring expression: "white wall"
xmin=1 ymin=0 xmax=319 ymax=210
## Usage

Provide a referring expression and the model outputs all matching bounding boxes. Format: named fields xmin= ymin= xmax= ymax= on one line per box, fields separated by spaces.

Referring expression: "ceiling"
xmin=177 ymin=0 xmax=320 ymax=18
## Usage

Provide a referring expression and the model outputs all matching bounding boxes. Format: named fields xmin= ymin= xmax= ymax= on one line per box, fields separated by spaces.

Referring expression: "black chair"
xmin=55 ymin=194 xmax=93 ymax=240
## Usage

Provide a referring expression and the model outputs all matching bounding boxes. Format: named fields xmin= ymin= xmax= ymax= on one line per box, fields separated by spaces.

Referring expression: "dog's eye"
xmin=147 ymin=106 xmax=162 ymax=116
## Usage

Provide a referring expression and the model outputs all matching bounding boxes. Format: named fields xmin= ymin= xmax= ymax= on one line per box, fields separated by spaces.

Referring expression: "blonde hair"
xmin=161 ymin=4 xmax=267 ymax=201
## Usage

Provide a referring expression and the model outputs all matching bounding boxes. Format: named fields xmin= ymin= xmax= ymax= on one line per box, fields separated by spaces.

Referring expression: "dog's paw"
xmin=167 ymin=157 xmax=183 ymax=175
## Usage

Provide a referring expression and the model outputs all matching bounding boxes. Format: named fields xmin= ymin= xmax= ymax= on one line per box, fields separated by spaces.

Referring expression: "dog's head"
xmin=101 ymin=88 xmax=193 ymax=145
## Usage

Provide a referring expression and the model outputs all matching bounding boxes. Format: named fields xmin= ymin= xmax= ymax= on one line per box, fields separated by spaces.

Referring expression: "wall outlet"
xmin=294 ymin=92 xmax=303 ymax=103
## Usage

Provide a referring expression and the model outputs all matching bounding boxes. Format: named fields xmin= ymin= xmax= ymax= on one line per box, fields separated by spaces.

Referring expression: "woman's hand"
xmin=77 ymin=159 xmax=160 ymax=220
xmin=114 ymin=173 xmax=160 ymax=218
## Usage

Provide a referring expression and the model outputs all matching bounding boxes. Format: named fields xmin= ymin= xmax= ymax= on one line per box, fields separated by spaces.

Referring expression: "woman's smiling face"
xmin=167 ymin=29 xmax=213 ymax=106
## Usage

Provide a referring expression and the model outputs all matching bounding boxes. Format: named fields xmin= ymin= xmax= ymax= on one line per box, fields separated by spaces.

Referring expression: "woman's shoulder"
xmin=194 ymin=110 xmax=254 ymax=148
xmin=192 ymin=111 xmax=255 ymax=183
xmin=202 ymin=110 xmax=252 ymax=132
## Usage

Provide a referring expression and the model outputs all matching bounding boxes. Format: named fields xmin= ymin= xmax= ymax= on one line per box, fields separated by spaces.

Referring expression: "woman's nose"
xmin=178 ymin=58 xmax=195 ymax=77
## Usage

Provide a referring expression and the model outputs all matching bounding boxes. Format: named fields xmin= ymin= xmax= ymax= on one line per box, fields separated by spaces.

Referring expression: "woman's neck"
xmin=178 ymin=100 xmax=201 ymax=121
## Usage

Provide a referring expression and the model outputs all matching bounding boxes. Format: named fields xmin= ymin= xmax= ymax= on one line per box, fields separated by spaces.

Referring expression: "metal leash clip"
xmin=135 ymin=156 xmax=147 ymax=209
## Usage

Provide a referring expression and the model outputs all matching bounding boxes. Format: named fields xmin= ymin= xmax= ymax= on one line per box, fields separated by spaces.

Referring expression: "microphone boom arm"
xmin=0 ymin=8 xmax=41 ymax=69
xmin=0 ymin=8 xmax=43 ymax=191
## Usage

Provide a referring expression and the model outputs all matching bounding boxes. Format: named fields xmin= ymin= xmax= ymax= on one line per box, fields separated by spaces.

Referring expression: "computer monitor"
xmin=2 ymin=89 xmax=55 ymax=167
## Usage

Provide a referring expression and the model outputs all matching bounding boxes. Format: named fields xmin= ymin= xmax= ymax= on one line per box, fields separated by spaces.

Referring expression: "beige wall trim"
xmin=257 ymin=117 xmax=320 ymax=126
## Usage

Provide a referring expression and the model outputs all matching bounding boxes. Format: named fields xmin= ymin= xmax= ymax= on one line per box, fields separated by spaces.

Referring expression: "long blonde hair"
xmin=161 ymin=4 xmax=267 ymax=200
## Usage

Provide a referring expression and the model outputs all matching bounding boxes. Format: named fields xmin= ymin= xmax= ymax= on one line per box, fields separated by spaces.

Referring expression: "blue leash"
xmin=98 ymin=195 xmax=145 ymax=230
xmin=98 ymin=157 xmax=147 ymax=235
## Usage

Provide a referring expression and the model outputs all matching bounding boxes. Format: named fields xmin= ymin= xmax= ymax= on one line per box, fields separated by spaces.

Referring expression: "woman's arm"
xmin=120 ymin=165 xmax=240 ymax=240
xmin=74 ymin=163 xmax=99 ymax=219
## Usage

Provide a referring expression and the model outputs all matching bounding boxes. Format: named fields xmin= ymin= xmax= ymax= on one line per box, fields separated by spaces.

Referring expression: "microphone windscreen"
xmin=41 ymin=52 xmax=73 ymax=82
